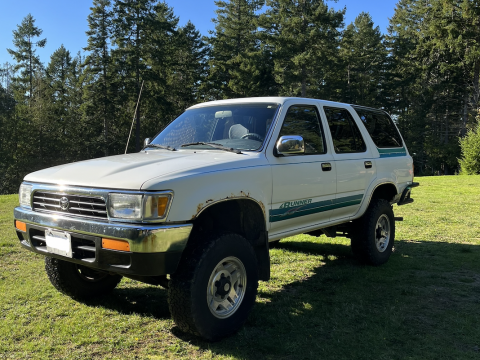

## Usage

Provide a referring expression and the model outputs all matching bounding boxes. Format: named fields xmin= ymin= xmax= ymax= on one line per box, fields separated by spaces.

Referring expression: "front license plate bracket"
xmin=45 ymin=229 xmax=72 ymax=258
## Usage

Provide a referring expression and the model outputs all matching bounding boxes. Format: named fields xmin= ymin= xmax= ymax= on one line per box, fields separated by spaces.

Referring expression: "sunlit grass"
xmin=1 ymin=176 xmax=480 ymax=359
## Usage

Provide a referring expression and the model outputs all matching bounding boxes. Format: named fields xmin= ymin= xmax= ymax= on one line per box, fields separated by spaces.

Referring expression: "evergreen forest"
xmin=1 ymin=0 xmax=480 ymax=194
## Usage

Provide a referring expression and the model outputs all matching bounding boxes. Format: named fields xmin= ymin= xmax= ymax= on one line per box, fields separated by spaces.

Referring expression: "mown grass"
xmin=1 ymin=176 xmax=480 ymax=359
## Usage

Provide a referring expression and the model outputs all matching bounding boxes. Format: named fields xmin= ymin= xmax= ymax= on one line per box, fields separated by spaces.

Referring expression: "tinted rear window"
xmin=324 ymin=107 xmax=366 ymax=153
xmin=354 ymin=108 xmax=403 ymax=148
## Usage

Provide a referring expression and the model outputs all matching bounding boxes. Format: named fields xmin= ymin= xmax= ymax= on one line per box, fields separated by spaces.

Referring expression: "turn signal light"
xmin=157 ymin=197 xmax=169 ymax=217
xmin=15 ymin=221 xmax=27 ymax=232
xmin=102 ymin=238 xmax=131 ymax=252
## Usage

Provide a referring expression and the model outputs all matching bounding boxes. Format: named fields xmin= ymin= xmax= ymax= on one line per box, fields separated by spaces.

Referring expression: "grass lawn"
xmin=1 ymin=175 xmax=480 ymax=359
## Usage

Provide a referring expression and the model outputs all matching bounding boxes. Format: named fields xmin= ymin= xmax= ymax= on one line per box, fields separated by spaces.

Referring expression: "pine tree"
xmin=262 ymin=0 xmax=344 ymax=97
xmin=45 ymin=46 xmax=82 ymax=163
xmin=83 ymin=0 xmax=114 ymax=156
xmin=112 ymin=0 xmax=176 ymax=152
xmin=207 ymin=0 xmax=271 ymax=98
xmin=169 ymin=21 xmax=209 ymax=110
xmin=386 ymin=0 xmax=480 ymax=174
xmin=6 ymin=15 xmax=47 ymax=191
xmin=7 ymin=14 xmax=46 ymax=103
xmin=424 ymin=0 xmax=480 ymax=137
xmin=339 ymin=12 xmax=387 ymax=107
xmin=0 ymin=82 xmax=16 ymax=193
xmin=140 ymin=2 xmax=180 ymax=139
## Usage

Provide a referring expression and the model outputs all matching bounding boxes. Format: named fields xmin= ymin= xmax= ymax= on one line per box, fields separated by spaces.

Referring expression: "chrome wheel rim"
xmin=375 ymin=214 xmax=390 ymax=253
xmin=207 ymin=256 xmax=247 ymax=319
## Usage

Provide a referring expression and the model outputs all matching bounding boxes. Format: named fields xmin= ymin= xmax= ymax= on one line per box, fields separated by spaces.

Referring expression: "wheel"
xmin=168 ymin=233 xmax=258 ymax=341
xmin=350 ymin=199 xmax=395 ymax=265
xmin=45 ymin=257 xmax=122 ymax=299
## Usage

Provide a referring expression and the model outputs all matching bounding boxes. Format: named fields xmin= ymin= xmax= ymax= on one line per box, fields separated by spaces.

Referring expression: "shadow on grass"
xmin=84 ymin=284 xmax=170 ymax=319
xmin=191 ymin=239 xmax=480 ymax=359
xmin=85 ymin=239 xmax=480 ymax=359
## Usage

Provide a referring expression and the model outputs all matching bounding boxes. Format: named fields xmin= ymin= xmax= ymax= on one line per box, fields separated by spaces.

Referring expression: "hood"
xmin=24 ymin=150 xmax=263 ymax=190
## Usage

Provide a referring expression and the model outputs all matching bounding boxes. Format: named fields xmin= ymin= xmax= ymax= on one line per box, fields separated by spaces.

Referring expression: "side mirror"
xmin=276 ymin=135 xmax=305 ymax=156
xmin=144 ymin=138 xmax=151 ymax=147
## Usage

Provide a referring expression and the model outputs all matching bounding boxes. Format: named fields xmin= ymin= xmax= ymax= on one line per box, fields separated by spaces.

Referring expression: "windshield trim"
xmin=254 ymin=104 xmax=281 ymax=153
xmin=187 ymin=101 xmax=282 ymax=111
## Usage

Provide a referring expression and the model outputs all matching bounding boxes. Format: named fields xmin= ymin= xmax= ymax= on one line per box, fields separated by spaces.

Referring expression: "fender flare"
xmin=353 ymin=181 xmax=399 ymax=220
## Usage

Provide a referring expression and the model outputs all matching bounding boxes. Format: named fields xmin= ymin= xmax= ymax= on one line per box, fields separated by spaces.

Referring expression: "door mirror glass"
xmin=276 ymin=135 xmax=305 ymax=155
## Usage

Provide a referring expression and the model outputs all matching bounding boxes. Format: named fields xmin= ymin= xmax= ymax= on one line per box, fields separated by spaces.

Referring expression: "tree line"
xmin=1 ymin=0 xmax=480 ymax=194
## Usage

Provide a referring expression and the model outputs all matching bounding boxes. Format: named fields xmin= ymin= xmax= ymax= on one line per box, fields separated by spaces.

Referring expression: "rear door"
xmin=320 ymin=105 xmax=376 ymax=220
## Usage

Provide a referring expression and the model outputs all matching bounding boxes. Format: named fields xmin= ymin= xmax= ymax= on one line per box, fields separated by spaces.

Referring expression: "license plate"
xmin=45 ymin=229 xmax=72 ymax=258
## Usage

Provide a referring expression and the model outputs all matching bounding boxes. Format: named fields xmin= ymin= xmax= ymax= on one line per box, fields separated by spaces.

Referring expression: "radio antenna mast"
xmin=125 ymin=80 xmax=145 ymax=154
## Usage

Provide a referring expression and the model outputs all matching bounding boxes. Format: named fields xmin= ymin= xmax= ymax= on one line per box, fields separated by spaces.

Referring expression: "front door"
xmin=267 ymin=102 xmax=337 ymax=236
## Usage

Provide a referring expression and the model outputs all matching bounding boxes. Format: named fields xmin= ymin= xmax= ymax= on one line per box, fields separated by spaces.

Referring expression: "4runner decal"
xmin=279 ymin=199 xmax=312 ymax=209
xmin=270 ymin=194 xmax=364 ymax=222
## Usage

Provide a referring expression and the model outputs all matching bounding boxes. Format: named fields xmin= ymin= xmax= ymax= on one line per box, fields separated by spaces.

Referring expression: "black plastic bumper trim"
xmin=17 ymin=222 xmax=182 ymax=276
xmin=398 ymin=182 xmax=419 ymax=206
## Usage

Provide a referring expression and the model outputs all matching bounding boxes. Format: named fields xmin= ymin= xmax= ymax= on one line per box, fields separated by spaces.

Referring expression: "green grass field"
xmin=1 ymin=176 xmax=480 ymax=359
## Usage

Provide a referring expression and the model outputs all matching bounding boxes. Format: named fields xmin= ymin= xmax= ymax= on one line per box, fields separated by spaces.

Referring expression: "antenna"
xmin=125 ymin=80 xmax=145 ymax=154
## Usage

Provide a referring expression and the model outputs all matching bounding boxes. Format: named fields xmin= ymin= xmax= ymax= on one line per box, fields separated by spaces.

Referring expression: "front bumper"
xmin=14 ymin=207 xmax=193 ymax=276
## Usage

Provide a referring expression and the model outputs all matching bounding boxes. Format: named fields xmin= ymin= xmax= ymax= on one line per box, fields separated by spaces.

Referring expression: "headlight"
xmin=108 ymin=194 xmax=143 ymax=219
xmin=19 ymin=184 xmax=32 ymax=208
xmin=108 ymin=192 xmax=172 ymax=221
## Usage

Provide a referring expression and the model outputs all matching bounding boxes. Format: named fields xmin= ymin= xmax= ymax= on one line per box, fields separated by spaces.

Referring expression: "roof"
xmin=187 ymin=96 xmax=354 ymax=110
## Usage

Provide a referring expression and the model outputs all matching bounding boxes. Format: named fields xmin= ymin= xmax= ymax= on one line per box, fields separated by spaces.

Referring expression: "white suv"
xmin=14 ymin=97 xmax=418 ymax=340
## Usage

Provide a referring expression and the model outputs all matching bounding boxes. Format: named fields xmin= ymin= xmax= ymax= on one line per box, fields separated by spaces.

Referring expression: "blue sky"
xmin=0 ymin=0 xmax=399 ymax=66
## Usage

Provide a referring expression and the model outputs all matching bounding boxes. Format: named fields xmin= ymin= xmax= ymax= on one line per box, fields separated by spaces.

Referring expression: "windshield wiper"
xmin=144 ymin=144 xmax=176 ymax=151
xmin=181 ymin=142 xmax=242 ymax=154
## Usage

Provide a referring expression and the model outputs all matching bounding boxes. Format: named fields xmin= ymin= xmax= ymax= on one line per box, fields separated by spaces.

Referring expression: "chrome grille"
xmin=32 ymin=191 xmax=108 ymax=219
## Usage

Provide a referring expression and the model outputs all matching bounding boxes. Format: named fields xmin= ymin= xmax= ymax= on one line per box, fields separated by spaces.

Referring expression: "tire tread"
xmin=45 ymin=257 xmax=122 ymax=299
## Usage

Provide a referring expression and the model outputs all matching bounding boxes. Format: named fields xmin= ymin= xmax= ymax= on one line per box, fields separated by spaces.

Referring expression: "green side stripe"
xmin=270 ymin=194 xmax=363 ymax=223
xmin=378 ymin=147 xmax=406 ymax=158
xmin=333 ymin=194 xmax=364 ymax=204
xmin=270 ymin=199 xmax=331 ymax=216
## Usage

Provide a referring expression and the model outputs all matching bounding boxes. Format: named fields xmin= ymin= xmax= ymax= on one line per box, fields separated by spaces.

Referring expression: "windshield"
xmin=150 ymin=103 xmax=279 ymax=151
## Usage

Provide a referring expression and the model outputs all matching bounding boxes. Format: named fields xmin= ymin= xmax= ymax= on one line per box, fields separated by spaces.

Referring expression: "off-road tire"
xmin=350 ymin=199 xmax=395 ymax=265
xmin=45 ymin=257 xmax=122 ymax=299
xmin=168 ymin=233 xmax=259 ymax=341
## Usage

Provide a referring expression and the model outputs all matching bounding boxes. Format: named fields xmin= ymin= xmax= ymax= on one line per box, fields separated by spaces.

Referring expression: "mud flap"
xmin=255 ymin=231 xmax=270 ymax=281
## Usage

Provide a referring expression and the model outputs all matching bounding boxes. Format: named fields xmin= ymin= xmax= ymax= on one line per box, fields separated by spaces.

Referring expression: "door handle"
xmin=321 ymin=163 xmax=332 ymax=171
xmin=364 ymin=161 xmax=372 ymax=169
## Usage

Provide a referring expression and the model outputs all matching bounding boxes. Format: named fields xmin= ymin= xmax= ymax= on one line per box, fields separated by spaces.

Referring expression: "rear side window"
xmin=278 ymin=105 xmax=326 ymax=154
xmin=354 ymin=108 xmax=403 ymax=148
xmin=323 ymin=107 xmax=366 ymax=153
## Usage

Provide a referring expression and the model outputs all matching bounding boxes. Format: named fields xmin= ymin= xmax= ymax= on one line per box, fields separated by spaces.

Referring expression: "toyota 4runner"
xmin=13 ymin=97 xmax=418 ymax=340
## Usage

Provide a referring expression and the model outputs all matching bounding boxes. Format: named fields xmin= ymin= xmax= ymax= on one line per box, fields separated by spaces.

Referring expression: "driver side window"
xmin=278 ymin=105 xmax=326 ymax=154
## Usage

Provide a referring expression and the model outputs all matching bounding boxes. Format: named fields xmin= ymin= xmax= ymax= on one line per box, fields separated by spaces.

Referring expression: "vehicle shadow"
xmin=86 ymin=238 xmax=480 ymax=359
xmin=83 ymin=283 xmax=170 ymax=320
xmin=175 ymin=239 xmax=480 ymax=359
xmin=84 ymin=239 xmax=354 ymax=320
